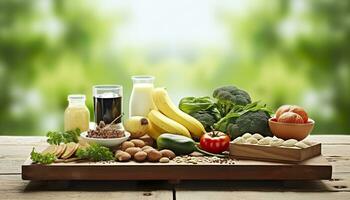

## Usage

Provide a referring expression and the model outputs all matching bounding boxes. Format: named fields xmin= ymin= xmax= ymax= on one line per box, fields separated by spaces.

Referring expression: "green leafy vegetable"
xmin=76 ymin=144 xmax=114 ymax=162
xmin=46 ymin=128 xmax=81 ymax=145
xmin=179 ymin=96 xmax=215 ymax=114
xmin=30 ymin=148 xmax=56 ymax=164
xmin=214 ymin=102 xmax=273 ymax=139
xmin=179 ymin=96 xmax=221 ymax=131
xmin=179 ymin=85 xmax=273 ymax=140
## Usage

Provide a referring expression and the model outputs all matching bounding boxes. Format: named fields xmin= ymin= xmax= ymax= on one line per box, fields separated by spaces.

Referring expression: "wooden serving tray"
xmin=229 ymin=142 xmax=321 ymax=163
xmin=22 ymin=155 xmax=332 ymax=181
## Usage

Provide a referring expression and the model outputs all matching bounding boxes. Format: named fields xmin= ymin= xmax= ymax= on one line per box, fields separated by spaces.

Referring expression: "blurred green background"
xmin=0 ymin=0 xmax=349 ymax=135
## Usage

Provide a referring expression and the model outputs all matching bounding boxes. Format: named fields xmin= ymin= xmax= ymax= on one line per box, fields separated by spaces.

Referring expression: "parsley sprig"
xmin=30 ymin=148 xmax=56 ymax=164
xmin=76 ymin=144 xmax=114 ymax=162
xmin=46 ymin=128 xmax=81 ymax=145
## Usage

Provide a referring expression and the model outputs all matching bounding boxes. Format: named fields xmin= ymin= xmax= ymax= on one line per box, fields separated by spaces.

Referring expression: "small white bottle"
xmin=129 ymin=76 xmax=156 ymax=117
xmin=64 ymin=94 xmax=90 ymax=132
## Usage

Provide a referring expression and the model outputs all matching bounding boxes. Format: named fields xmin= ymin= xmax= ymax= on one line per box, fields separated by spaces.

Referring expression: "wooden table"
xmin=1 ymin=135 xmax=349 ymax=200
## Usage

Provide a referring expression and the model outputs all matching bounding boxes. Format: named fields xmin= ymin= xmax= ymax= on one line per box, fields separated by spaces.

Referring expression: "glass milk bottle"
xmin=64 ymin=94 xmax=90 ymax=132
xmin=129 ymin=76 xmax=156 ymax=117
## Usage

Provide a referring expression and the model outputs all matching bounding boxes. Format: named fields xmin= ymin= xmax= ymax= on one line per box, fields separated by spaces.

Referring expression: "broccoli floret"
xmin=190 ymin=111 xmax=217 ymax=132
xmin=212 ymin=86 xmax=252 ymax=116
xmin=213 ymin=86 xmax=251 ymax=106
xmin=235 ymin=111 xmax=272 ymax=138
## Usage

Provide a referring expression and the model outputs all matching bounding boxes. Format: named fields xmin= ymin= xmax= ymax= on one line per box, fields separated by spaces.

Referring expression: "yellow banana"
xmin=147 ymin=110 xmax=191 ymax=138
xmin=147 ymin=120 xmax=166 ymax=140
xmin=123 ymin=116 xmax=150 ymax=138
xmin=152 ymin=88 xmax=206 ymax=139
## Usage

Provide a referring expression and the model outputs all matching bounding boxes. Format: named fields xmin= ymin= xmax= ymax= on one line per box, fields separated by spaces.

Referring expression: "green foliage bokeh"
xmin=0 ymin=0 xmax=349 ymax=135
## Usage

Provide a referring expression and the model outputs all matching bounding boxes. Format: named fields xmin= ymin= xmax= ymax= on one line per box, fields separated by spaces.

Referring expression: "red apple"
xmin=277 ymin=112 xmax=304 ymax=124
xmin=289 ymin=106 xmax=308 ymax=123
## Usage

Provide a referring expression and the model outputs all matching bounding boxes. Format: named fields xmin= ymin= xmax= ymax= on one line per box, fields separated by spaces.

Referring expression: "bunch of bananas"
xmin=147 ymin=88 xmax=206 ymax=140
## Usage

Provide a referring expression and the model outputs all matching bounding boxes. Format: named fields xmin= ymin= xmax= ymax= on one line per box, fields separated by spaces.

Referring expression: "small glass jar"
xmin=93 ymin=85 xmax=123 ymax=125
xmin=64 ymin=94 xmax=90 ymax=132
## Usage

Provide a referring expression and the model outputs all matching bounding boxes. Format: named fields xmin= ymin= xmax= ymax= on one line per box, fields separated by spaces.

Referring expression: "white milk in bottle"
xmin=129 ymin=76 xmax=156 ymax=117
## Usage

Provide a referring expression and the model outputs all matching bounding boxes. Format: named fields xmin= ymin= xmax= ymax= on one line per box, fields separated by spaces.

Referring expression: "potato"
xmin=159 ymin=157 xmax=170 ymax=163
xmin=125 ymin=147 xmax=142 ymax=157
xmin=159 ymin=149 xmax=175 ymax=159
xmin=147 ymin=149 xmax=162 ymax=162
xmin=134 ymin=151 xmax=147 ymax=162
xmin=121 ymin=141 xmax=135 ymax=151
xmin=130 ymin=139 xmax=146 ymax=148
xmin=115 ymin=151 xmax=131 ymax=162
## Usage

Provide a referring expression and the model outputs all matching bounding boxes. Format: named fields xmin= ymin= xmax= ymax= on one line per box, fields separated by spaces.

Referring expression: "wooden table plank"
xmin=1 ymin=175 xmax=173 ymax=200
xmin=175 ymin=191 xmax=350 ymax=200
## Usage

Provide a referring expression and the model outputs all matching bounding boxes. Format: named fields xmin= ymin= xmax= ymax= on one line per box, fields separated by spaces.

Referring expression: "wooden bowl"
xmin=268 ymin=118 xmax=315 ymax=140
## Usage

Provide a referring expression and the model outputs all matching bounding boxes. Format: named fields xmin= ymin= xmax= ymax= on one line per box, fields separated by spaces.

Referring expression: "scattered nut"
xmin=125 ymin=147 xmax=142 ymax=157
xmin=130 ymin=139 xmax=146 ymax=148
xmin=147 ymin=149 xmax=162 ymax=162
xmin=115 ymin=151 xmax=131 ymax=162
xmin=134 ymin=151 xmax=147 ymax=162
xmin=143 ymin=147 xmax=155 ymax=154
xmin=159 ymin=149 xmax=176 ymax=159
xmin=121 ymin=141 xmax=135 ymax=151
xmin=141 ymin=145 xmax=153 ymax=151
xmin=159 ymin=157 xmax=170 ymax=163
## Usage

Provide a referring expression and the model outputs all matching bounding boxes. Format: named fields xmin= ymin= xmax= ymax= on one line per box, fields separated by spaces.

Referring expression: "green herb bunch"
xmin=46 ymin=128 xmax=81 ymax=145
xmin=76 ymin=144 xmax=114 ymax=162
xmin=30 ymin=148 xmax=56 ymax=164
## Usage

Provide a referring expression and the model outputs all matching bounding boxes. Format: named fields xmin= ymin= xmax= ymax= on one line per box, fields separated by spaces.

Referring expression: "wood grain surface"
xmin=1 ymin=135 xmax=350 ymax=199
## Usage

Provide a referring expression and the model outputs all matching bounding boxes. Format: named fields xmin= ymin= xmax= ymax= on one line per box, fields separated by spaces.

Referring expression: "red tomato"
xmin=200 ymin=131 xmax=230 ymax=154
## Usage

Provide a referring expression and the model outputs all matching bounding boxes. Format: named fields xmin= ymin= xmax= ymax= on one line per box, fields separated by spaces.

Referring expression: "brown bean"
xmin=121 ymin=141 xmax=135 ymax=151
xmin=159 ymin=149 xmax=176 ymax=159
xmin=125 ymin=147 xmax=142 ymax=157
xmin=130 ymin=139 xmax=146 ymax=148
xmin=147 ymin=149 xmax=162 ymax=162
xmin=115 ymin=151 xmax=131 ymax=162
xmin=134 ymin=151 xmax=147 ymax=162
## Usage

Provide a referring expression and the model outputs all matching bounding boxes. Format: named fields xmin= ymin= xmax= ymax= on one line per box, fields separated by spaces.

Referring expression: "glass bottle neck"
xmin=68 ymin=100 xmax=86 ymax=107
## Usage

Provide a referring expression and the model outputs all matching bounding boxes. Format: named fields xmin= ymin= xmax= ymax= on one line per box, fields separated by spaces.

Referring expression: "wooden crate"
xmin=229 ymin=142 xmax=321 ymax=163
